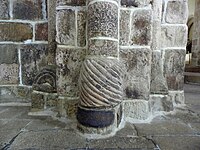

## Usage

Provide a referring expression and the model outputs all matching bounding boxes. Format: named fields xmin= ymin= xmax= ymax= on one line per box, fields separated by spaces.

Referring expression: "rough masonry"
xmin=0 ymin=0 xmax=188 ymax=136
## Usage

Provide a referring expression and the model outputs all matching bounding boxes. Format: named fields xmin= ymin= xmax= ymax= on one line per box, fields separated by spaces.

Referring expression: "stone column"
xmin=56 ymin=1 xmax=87 ymax=117
xmin=160 ymin=0 xmax=188 ymax=107
xmin=192 ymin=0 xmax=200 ymax=66
xmin=77 ymin=0 xmax=123 ymax=134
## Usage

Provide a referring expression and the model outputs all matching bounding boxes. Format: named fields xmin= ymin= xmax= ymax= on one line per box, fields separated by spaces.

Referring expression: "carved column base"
xmin=77 ymin=104 xmax=123 ymax=135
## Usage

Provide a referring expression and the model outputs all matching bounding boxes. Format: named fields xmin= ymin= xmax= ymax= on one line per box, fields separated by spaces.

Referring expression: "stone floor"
xmin=0 ymin=84 xmax=200 ymax=150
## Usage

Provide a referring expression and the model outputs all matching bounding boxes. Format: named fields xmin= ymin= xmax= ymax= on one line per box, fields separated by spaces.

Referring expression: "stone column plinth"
xmin=77 ymin=0 xmax=123 ymax=135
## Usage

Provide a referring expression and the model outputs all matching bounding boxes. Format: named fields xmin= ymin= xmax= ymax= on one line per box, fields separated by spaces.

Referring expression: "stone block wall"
xmin=0 ymin=0 xmax=188 ymax=135
xmin=55 ymin=0 xmax=188 ymax=134
xmin=192 ymin=0 xmax=200 ymax=66
xmin=0 ymin=0 xmax=48 ymax=102
xmin=56 ymin=1 xmax=87 ymax=117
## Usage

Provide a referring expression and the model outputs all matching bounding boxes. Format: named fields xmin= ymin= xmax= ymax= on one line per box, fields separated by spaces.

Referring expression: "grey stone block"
xmin=120 ymin=10 xmax=131 ymax=46
xmin=56 ymin=9 xmax=76 ymax=45
xmin=120 ymin=48 xmax=151 ymax=100
xmin=31 ymin=91 xmax=45 ymax=110
xmin=13 ymin=0 xmax=47 ymax=20
xmin=0 ymin=86 xmax=32 ymax=102
xmin=88 ymin=39 xmax=118 ymax=57
xmin=161 ymin=25 xmax=188 ymax=48
xmin=169 ymin=91 xmax=185 ymax=106
xmin=77 ymin=10 xmax=87 ymax=47
xmin=150 ymin=51 xmax=168 ymax=94
xmin=149 ymin=95 xmax=173 ymax=113
xmin=0 ymin=64 xmax=19 ymax=85
xmin=165 ymin=0 xmax=188 ymax=24
xmin=56 ymin=47 xmax=86 ymax=97
xmin=21 ymin=44 xmax=48 ymax=85
xmin=163 ymin=49 xmax=185 ymax=90
xmin=0 ymin=0 xmax=9 ymax=19
xmin=88 ymin=1 xmax=119 ymax=39
xmin=124 ymin=100 xmax=150 ymax=120
xmin=130 ymin=8 xmax=152 ymax=46
xmin=0 ymin=45 xmax=18 ymax=64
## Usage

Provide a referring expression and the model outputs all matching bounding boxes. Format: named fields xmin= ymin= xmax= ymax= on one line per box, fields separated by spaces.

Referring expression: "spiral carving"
xmin=79 ymin=58 xmax=123 ymax=108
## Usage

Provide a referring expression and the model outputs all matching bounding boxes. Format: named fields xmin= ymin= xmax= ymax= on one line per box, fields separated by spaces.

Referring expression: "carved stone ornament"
xmin=79 ymin=57 xmax=123 ymax=108
xmin=33 ymin=66 xmax=57 ymax=93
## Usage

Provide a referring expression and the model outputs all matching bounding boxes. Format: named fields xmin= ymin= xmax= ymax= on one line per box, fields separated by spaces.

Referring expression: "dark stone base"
xmin=77 ymin=106 xmax=115 ymax=128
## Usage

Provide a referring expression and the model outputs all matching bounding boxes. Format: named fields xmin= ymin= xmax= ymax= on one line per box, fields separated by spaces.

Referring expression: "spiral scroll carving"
xmin=79 ymin=58 xmax=123 ymax=108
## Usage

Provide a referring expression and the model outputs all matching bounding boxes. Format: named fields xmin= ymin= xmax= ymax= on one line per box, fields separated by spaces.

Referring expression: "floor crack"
xmin=143 ymin=136 xmax=161 ymax=150
xmin=2 ymin=131 xmax=23 ymax=150
xmin=132 ymin=124 xmax=139 ymax=136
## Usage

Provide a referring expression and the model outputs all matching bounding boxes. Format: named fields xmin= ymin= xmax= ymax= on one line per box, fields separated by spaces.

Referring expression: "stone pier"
xmin=192 ymin=0 xmax=200 ymax=66
xmin=0 ymin=0 xmax=189 ymax=137
xmin=77 ymin=0 xmax=122 ymax=134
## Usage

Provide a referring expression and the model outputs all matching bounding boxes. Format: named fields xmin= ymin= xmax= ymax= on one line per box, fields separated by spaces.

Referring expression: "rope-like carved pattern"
xmin=79 ymin=58 xmax=123 ymax=108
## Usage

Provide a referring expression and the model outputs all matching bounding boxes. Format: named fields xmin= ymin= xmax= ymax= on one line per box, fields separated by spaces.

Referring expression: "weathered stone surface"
xmin=13 ymin=0 xmax=47 ymax=20
xmin=89 ymin=136 xmax=155 ymax=149
xmin=165 ymin=0 xmax=188 ymax=24
xmin=77 ymin=107 xmax=115 ymax=128
xmin=88 ymin=2 xmax=118 ymax=39
xmin=77 ymin=10 xmax=86 ymax=47
xmin=134 ymin=119 xmax=195 ymax=136
xmin=79 ymin=58 xmax=123 ymax=108
xmin=21 ymin=44 xmax=48 ymax=85
xmin=149 ymin=95 xmax=173 ymax=113
xmin=45 ymin=94 xmax=58 ymax=108
xmin=151 ymin=21 xmax=161 ymax=50
xmin=150 ymin=51 xmax=168 ymax=94
xmin=169 ymin=91 xmax=185 ymax=106
xmin=115 ymin=123 xmax=137 ymax=137
xmin=31 ymin=92 xmax=44 ymax=110
xmin=0 ymin=0 xmax=9 ymax=19
xmin=0 ymin=23 xmax=32 ymax=42
xmin=31 ymin=92 xmax=57 ymax=110
xmin=0 ymin=119 xmax=31 ymax=149
xmin=0 ymin=45 xmax=18 ymax=64
xmin=120 ymin=48 xmax=151 ymax=100
xmin=57 ymin=0 xmax=86 ymax=6
xmin=0 ymin=64 xmax=19 ymax=85
xmin=161 ymin=25 xmax=187 ymax=48
xmin=120 ymin=10 xmax=131 ymax=46
xmin=0 ymin=86 xmax=32 ymax=103
xmin=131 ymin=9 xmax=152 ymax=46
xmin=152 ymin=0 xmax=162 ymax=21
xmin=0 ymin=45 xmax=19 ymax=85
xmin=57 ymin=98 xmax=78 ymax=118
xmin=151 ymin=0 xmax=162 ymax=50
xmin=56 ymin=10 xmax=76 ymax=45
xmin=48 ymin=0 xmax=56 ymax=65
xmin=124 ymin=100 xmax=149 ymax=120
xmin=8 ymin=130 xmax=87 ymax=149
xmin=163 ymin=49 xmax=185 ymax=90
xmin=121 ymin=0 xmax=152 ymax=7
xmin=88 ymin=40 xmax=118 ymax=57
xmin=35 ymin=23 xmax=48 ymax=41
xmin=56 ymin=47 xmax=86 ymax=96
xmin=153 ymin=136 xmax=200 ymax=150
xmin=65 ymin=100 xmax=78 ymax=117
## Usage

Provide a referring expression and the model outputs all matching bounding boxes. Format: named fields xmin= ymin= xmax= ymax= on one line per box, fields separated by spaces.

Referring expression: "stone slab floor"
xmin=0 ymin=83 xmax=200 ymax=150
